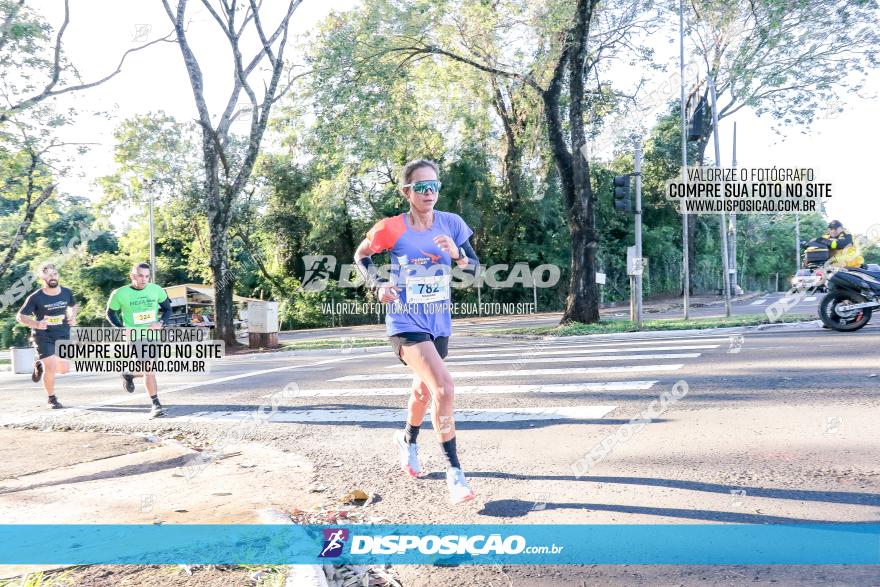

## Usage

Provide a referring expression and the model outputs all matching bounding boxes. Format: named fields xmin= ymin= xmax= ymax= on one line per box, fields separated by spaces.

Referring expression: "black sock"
xmin=441 ymin=437 xmax=461 ymax=469
xmin=151 ymin=396 xmax=161 ymax=406
xmin=48 ymin=395 xmax=56 ymax=401
xmin=404 ymin=423 xmax=420 ymax=444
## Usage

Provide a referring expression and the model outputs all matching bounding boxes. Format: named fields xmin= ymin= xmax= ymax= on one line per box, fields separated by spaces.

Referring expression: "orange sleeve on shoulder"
xmin=366 ymin=215 xmax=406 ymax=254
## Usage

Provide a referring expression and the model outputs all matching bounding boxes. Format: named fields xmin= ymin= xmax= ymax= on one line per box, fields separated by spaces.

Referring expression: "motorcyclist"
xmin=818 ymin=220 xmax=864 ymax=268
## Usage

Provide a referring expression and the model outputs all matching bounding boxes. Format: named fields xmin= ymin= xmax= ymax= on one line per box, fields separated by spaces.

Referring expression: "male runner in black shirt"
xmin=16 ymin=263 xmax=78 ymax=409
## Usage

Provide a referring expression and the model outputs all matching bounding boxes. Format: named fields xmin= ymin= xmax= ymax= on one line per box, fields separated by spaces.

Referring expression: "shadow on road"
xmin=476 ymin=498 xmax=880 ymax=524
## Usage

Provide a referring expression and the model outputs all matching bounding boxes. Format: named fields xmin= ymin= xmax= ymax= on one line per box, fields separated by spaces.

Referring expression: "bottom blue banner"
xmin=0 ymin=524 xmax=878 ymax=565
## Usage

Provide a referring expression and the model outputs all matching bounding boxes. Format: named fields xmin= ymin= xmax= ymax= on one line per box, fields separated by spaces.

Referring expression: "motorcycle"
xmin=819 ymin=266 xmax=880 ymax=331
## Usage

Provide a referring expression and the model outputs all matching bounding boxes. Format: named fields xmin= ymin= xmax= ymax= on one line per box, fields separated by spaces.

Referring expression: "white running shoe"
xmin=446 ymin=467 xmax=475 ymax=504
xmin=393 ymin=430 xmax=423 ymax=478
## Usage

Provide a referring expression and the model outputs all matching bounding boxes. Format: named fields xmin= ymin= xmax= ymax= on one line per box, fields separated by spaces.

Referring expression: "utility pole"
xmin=729 ymin=122 xmax=738 ymax=295
xmin=635 ymin=142 xmax=643 ymax=327
xmin=795 ymin=212 xmax=801 ymax=272
xmin=708 ymin=75 xmax=732 ymax=317
xmin=679 ymin=0 xmax=690 ymax=320
xmin=148 ymin=183 xmax=157 ymax=282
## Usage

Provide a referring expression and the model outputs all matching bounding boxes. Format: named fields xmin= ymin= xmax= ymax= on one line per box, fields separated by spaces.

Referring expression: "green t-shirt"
xmin=107 ymin=283 xmax=168 ymax=328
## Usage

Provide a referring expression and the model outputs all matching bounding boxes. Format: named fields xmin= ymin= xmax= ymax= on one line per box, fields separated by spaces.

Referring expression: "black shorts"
xmin=389 ymin=332 xmax=449 ymax=365
xmin=32 ymin=332 xmax=67 ymax=360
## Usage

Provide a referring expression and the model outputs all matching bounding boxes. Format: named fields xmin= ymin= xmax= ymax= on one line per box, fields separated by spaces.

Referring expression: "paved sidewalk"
xmin=0 ymin=428 xmax=316 ymax=581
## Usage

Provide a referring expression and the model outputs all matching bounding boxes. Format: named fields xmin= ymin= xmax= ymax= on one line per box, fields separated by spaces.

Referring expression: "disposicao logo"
xmin=350 ymin=534 xmax=527 ymax=555
xmin=319 ymin=528 xmax=349 ymax=558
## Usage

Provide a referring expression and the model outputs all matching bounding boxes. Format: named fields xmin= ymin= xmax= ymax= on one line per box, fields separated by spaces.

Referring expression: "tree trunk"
xmin=492 ymin=80 xmax=525 ymax=267
xmin=209 ymin=221 xmax=236 ymax=346
xmin=559 ymin=0 xmax=600 ymax=324
xmin=0 ymin=184 xmax=54 ymax=281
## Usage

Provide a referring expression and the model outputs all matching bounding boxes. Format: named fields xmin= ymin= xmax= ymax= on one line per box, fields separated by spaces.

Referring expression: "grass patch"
xmin=281 ymin=337 xmax=387 ymax=351
xmin=0 ymin=359 xmax=9 ymax=365
xmin=489 ymin=313 xmax=816 ymax=336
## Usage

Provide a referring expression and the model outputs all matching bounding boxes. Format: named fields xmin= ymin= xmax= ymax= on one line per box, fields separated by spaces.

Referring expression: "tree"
xmin=365 ymin=0 xmax=655 ymax=323
xmin=0 ymin=0 xmax=165 ymax=280
xmin=161 ymin=0 xmax=304 ymax=345
xmin=0 ymin=0 xmax=167 ymax=125
xmin=679 ymin=0 xmax=880 ymax=292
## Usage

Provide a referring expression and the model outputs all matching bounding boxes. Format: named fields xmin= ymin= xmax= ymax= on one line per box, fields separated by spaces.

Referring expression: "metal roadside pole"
xmin=707 ymin=75 xmax=733 ymax=317
xmin=730 ymin=122 xmax=739 ymax=295
xmin=616 ymin=143 xmax=644 ymax=328
xmin=146 ymin=180 xmax=157 ymax=282
xmin=679 ymin=0 xmax=690 ymax=320
xmin=634 ymin=142 xmax=644 ymax=327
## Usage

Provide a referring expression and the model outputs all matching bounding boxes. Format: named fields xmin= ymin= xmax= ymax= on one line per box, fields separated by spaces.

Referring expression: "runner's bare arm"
xmin=15 ymin=311 xmax=43 ymax=329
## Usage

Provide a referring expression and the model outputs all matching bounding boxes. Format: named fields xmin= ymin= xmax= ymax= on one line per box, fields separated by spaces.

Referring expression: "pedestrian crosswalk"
xmin=332 ymin=363 xmax=685 ymax=382
xmin=185 ymin=335 xmax=720 ymax=426
xmin=186 ymin=405 xmax=619 ymax=424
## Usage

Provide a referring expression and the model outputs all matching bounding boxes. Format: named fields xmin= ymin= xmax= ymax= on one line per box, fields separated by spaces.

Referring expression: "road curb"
xmin=256 ymin=509 xmax=329 ymax=587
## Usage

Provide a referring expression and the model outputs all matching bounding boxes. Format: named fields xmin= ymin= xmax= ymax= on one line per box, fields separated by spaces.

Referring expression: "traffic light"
xmin=687 ymin=95 xmax=708 ymax=141
xmin=613 ymin=174 xmax=631 ymax=211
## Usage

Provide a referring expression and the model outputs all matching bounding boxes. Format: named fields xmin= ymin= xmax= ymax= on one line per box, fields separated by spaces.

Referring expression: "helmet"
xmin=827 ymin=219 xmax=843 ymax=230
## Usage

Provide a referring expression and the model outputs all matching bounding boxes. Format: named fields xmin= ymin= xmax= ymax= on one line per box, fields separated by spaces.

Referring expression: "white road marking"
xmin=802 ymin=296 xmax=817 ymax=302
xmin=448 ymin=339 xmax=728 ymax=355
xmin=750 ymin=299 xmax=769 ymax=305
xmin=439 ymin=344 xmax=718 ymax=361
xmin=331 ymin=364 xmax=684 ymax=382
xmin=261 ymin=380 xmax=659 ymax=398
xmin=407 ymin=352 xmax=700 ymax=368
xmin=183 ymin=405 xmax=618 ymax=423
xmin=0 ymin=355 xmax=359 ymax=428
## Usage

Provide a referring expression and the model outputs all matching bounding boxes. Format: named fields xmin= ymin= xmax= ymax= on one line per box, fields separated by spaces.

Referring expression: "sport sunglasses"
xmin=403 ymin=180 xmax=442 ymax=194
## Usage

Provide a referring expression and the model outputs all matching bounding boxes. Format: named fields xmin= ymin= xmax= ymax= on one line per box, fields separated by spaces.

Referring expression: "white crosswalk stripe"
xmin=444 ymin=344 xmax=718 ymax=361
xmin=183 ymin=405 xmax=618 ymax=423
xmin=332 ymin=364 xmax=684 ymax=382
xmin=445 ymin=339 xmax=728 ymax=355
xmin=750 ymin=298 xmax=769 ymax=305
xmin=393 ymin=352 xmax=700 ymax=368
xmin=263 ymin=380 xmax=659 ymax=398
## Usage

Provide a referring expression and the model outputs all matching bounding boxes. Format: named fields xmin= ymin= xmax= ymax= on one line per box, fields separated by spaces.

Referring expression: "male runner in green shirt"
xmin=106 ymin=262 xmax=172 ymax=418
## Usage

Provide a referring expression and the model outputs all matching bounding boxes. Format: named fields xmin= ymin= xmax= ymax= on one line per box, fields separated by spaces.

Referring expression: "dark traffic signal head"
xmin=687 ymin=95 xmax=708 ymax=142
xmin=613 ymin=174 xmax=631 ymax=211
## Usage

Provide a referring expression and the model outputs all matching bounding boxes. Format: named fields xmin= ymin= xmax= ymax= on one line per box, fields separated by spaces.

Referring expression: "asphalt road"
xmin=1 ymin=311 xmax=878 ymax=584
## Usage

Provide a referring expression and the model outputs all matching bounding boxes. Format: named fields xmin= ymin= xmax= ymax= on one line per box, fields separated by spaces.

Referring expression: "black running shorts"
xmin=32 ymin=332 xmax=66 ymax=360
xmin=389 ymin=332 xmax=449 ymax=365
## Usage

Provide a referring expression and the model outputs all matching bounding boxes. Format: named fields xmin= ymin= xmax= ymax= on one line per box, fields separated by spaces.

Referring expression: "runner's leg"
xmin=399 ymin=341 xmax=474 ymax=502
xmin=399 ymin=341 xmax=456 ymax=443
xmin=393 ymin=367 xmax=431 ymax=477
xmin=406 ymin=376 xmax=430 ymax=432
xmin=144 ymin=372 xmax=158 ymax=398
xmin=42 ymin=355 xmax=57 ymax=397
